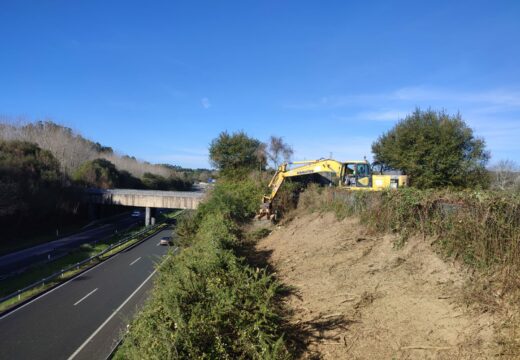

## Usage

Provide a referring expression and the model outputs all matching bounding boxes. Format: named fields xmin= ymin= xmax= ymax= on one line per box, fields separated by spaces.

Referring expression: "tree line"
xmin=0 ymin=118 xmax=213 ymax=242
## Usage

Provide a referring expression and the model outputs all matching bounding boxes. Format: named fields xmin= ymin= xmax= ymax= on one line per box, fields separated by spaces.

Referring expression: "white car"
xmin=131 ymin=210 xmax=141 ymax=217
xmin=159 ymin=236 xmax=173 ymax=246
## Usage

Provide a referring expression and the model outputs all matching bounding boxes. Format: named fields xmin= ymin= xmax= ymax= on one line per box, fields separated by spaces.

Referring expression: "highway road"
xmin=0 ymin=227 xmax=173 ymax=360
xmin=0 ymin=212 xmax=144 ymax=277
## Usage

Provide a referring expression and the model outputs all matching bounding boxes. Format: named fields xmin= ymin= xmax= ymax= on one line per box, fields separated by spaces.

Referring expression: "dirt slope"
xmin=256 ymin=212 xmax=499 ymax=359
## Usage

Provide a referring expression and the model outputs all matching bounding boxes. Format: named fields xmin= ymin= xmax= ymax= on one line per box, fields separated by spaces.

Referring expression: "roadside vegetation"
xmin=116 ymin=180 xmax=291 ymax=359
xmin=116 ymin=132 xmax=295 ymax=359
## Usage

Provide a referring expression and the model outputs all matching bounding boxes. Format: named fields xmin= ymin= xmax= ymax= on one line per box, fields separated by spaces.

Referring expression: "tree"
xmin=73 ymin=158 xmax=121 ymax=189
xmin=209 ymin=131 xmax=264 ymax=177
xmin=490 ymin=160 xmax=520 ymax=190
xmin=254 ymin=142 xmax=267 ymax=172
xmin=0 ymin=140 xmax=62 ymax=217
xmin=266 ymin=136 xmax=293 ymax=169
xmin=371 ymin=108 xmax=490 ymax=189
xmin=119 ymin=170 xmax=144 ymax=189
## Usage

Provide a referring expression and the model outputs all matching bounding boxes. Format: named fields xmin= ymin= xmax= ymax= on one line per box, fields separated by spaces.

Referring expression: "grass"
xmin=0 ymin=210 xmax=184 ymax=313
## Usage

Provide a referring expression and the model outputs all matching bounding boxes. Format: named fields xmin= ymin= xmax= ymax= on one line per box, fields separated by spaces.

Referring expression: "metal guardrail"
xmin=0 ymin=222 xmax=168 ymax=305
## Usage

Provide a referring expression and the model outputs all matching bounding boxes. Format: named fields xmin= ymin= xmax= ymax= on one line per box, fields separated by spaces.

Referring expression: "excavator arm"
xmin=257 ymin=159 xmax=345 ymax=219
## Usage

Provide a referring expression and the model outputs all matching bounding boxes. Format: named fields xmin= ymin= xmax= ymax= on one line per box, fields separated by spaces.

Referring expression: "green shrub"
xmin=0 ymin=140 xmax=65 ymax=236
xmin=197 ymin=180 xmax=264 ymax=224
xmin=372 ymin=108 xmax=490 ymax=189
xmin=142 ymin=172 xmax=192 ymax=191
xmin=117 ymin=179 xmax=289 ymax=359
xmin=209 ymin=131 xmax=265 ymax=179
xmin=271 ymin=181 xmax=301 ymax=217
xmin=73 ymin=158 xmax=120 ymax=189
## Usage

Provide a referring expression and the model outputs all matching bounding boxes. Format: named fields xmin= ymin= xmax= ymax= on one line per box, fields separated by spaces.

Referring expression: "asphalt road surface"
xmin=0 ymin=213 xmax=144 ymax=277
xmin=0 ymin=227 xmax=173 ymax=360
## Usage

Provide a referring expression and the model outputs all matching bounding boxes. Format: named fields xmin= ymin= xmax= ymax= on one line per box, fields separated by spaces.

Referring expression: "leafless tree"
xmin=254 ymin=142 xmax=267 ymax=172
xmin=0 ymin=116 xmax=176 ymax=179
xmin=491 ymin=159 xmax=520 ymax=190
xmin=102 ymin=153 xmax=172 ymax=178
xmin=266 ymin=135 xmax=293 ymax=169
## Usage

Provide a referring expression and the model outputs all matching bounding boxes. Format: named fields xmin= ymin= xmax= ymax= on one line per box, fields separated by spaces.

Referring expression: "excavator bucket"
xmin=255 ymin=197 xmax=272 ymax=220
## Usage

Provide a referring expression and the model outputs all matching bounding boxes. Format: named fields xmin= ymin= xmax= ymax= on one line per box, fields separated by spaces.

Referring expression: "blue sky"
xmin=1 ymin=0 xmax=519 ymax=168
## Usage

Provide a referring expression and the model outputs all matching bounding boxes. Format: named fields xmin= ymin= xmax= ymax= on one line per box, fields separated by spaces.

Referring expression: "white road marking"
xmin=66 ymin=269 xmax=158 ymax=360
xmin=156 ymin=242 xmax=160 ymax=246
xmin=129 ymin=257 xmax=141 ymax=266
xmin=0 ymin=228 xmax=166 ymax=321
xmin=73 ymin=288 xmax=98 ymax=306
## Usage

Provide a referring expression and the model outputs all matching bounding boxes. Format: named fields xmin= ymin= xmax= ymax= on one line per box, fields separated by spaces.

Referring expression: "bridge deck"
xmin=85 ymin=189 xmax=204 ymax=209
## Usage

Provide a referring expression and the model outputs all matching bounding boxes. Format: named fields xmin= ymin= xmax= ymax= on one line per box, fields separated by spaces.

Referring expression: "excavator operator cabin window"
xmin=356 ymin=164 xmax=368 ymax=177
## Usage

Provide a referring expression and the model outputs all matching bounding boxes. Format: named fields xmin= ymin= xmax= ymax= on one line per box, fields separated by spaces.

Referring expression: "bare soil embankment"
xmin=256 ymin=212 xmax=501 ymax=359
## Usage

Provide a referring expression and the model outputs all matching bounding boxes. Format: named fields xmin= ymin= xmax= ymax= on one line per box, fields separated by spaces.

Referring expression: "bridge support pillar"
xmin=145 ymin=207 xmax=151 ymax=226
xmin=150 ymin=208 xmax=156 ymax=225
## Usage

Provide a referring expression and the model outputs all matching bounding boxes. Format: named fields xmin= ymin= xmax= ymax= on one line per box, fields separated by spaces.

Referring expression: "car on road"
xmin=131 ymin=210 xmax=141 ymax=217
xmin=159 ymin=236 xmax=173 ymax=246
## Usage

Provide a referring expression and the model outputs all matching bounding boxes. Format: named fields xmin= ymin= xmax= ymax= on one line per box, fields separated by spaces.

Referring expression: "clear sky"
xmin=1 ymin=0 xmax=519 ymax=168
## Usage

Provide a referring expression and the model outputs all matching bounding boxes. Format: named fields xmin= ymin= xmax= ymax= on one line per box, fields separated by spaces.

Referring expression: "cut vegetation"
xmin=253 ymin=185 xmax=520 ymax=358
xmin=257 ymin=212 xmax=497 ymax=359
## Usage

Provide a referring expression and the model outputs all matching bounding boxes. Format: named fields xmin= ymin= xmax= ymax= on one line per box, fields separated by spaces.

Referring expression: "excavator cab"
xmin=343 ymin=161 xmax=372 ymax=189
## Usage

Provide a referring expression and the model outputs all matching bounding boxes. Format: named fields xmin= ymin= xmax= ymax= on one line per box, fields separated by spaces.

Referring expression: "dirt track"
xmin=256 ymin=212 xmax=500 ymax=359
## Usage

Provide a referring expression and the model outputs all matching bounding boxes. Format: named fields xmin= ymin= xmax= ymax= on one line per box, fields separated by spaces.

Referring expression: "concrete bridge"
xmin=85 ymin=189 xmax=205 ymax=226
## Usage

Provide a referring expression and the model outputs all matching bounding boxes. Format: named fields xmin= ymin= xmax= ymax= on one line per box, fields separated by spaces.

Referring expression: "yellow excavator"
xmin=257 ymin=159 xmax=408 ymax=220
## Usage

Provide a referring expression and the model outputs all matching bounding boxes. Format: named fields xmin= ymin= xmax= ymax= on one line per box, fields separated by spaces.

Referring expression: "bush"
xmin=209 ymin=131 xmax=265 ymax=179
xmin=0 ymin=140 xmax=63 ymax=218
xmin=372 ymin=108 xmax=490 ymax=189
xmin=117 ymin=179 xmax=290 ymax=359
xmin=197 ymin=180 xmax=263 ymax=224
xmin=142 ymin=172 xmax=192 ymax=191
xmin=72 ymin=158 xmax=120 ymax=189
